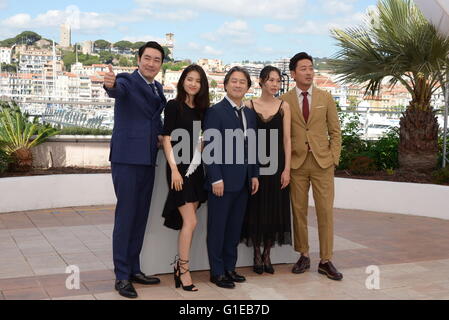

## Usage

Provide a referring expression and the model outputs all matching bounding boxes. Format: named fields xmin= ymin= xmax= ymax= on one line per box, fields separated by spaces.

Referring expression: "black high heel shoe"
xmin=172 ymin=256 xmax=198 ymax=292
xmin=263 ymin=252 xmax=275 ymax=274
xmin=253 ymin=258 xmax=264 ymax=274
xmin=253 ymin=253 xmax=264 ymax=275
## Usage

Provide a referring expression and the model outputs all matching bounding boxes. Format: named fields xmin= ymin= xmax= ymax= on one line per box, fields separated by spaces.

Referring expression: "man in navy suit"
xmin=104 ymin=41 xmax=167 ymax=299
xmin=203 ymin=66 xmax=260 ymax=289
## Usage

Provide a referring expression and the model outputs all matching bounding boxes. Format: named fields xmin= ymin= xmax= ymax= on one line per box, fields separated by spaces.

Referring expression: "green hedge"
xmin=57 ymin=127 xmax=112 ymax=136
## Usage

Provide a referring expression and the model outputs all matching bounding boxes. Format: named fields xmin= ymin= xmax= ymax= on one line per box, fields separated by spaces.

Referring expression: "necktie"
xmin=149 ymin=83 xmax=159 ymax=97
xmin=302 ymin=92 xmax=309 ymax=123
xmin=234 ymin=107 xmax=244 ymax=130
xmin=149 ymin=82 xmax=162 ymax=106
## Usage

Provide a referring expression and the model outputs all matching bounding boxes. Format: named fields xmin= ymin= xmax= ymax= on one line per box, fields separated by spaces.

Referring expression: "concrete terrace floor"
xmin=1 ymin=205 xmax=449 ymax=300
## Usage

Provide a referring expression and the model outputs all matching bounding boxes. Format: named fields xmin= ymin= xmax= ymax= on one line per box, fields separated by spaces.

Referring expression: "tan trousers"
xmin=290 ymin=152 xmax=335 ymax=260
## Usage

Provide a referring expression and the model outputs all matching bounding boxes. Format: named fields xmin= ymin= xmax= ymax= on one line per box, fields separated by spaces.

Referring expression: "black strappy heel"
xmin=172 ymin=256 xmax=198 ymax=292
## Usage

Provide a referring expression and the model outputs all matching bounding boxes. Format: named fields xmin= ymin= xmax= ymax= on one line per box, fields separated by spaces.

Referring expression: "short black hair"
xmin=224 ymin=66 xmax=252 ymax=91
xmin=289 ymin=52 xmax=314 ymax=71
xmin=259 ymin=65 xmax=281 ymax=87
xmin=138 ymin=41 xmax=165 ymax=61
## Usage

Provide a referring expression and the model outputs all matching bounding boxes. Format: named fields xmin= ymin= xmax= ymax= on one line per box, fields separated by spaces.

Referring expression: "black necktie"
xmin=234 ymin=107 xmax=244 ymax=130
xmin=149 ymin=83 xmax=162 ymax=105
xmin=149 ymin=83 xmax=158 ymax=97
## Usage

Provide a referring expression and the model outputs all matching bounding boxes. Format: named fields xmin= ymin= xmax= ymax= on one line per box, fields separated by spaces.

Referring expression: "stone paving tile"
xmin=0 ymin=212 xmax=35 ymax=229
xmin=16 ymin=240 xmax=56 ymax=257
xmin=43 ymin=283 xmax=91 ymax=299
xmin=37 ymin=273 xmax=72 ymax=287
xmin=0 ymin=270 xmax=35 ymax=280
xmin=83 ymin=280 xmax=114 ymax=294
xmin=2 ymin=287 xmax=49 ymax=300
xmin=26 ymin=253 xmax=68 ymax=276
xmin=0 ymin=277 xmax=41 ymax=291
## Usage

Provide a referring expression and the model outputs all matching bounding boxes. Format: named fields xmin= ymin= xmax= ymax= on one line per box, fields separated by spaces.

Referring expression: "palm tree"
xmin=329 ymin=0 xmax=449 ymax=171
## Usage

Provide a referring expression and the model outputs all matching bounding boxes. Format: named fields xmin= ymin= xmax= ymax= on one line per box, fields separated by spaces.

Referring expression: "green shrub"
xmin=0 ymin=148 xmax=11 ymax=173
xmin=338 ymin=111 xmax=400 ymax=173
xmin=368 ymin=128 xmax=400 ymax=170
xmin=432 ymin=167 xmax=449 ymax=185
xmin=338 ymin=112 xmax=367 ymax=170
xmin=349 ymin=155 xmax=377 ymax=175
xmin=0 ymin=101 xmax=59 ymax=172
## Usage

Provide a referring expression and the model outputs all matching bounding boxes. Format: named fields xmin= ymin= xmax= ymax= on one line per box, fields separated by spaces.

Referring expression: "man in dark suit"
xmin=203 ymin=66 xmax=260 ymax=289
xmin=104 ymin=41 xmax=167 ymax=298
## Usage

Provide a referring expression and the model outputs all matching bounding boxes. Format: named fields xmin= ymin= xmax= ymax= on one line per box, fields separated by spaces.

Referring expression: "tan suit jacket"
xmin=281 ymin=87 xmax=342 ymax=169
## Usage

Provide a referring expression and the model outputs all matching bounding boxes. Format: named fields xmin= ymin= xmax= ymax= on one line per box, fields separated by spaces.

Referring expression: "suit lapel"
xmin=289 ymin=89 xmax=306 ymax=126
xmin=132 ymin=71 xmax=162 ymax=117
xmin=153 ymin=81 xmax=166 ymax=119
xmin=308 ymin=87 xmax=321 ymax=123
xmin=222 ymin=98 xmax=241 ymax=129
xmin=243 ymin=107 xmax=254 ymax=129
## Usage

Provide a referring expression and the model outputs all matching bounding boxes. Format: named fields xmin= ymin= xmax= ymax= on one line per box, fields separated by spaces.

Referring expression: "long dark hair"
xmin=176 ymin=64 xmax=210 ymax=119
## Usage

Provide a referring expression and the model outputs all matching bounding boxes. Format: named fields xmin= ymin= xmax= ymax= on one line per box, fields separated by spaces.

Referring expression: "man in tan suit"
xmin=281 ymin=52 xmax=343 ymax=281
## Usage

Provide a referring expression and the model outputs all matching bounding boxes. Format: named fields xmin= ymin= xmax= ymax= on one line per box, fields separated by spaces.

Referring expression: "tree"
xmin=98 ymin=51 xmax=114 ymax=64
xmin=347 ymin=96 xmax=360 ymax=110
xmin=0 ymin=31 xmax=42 ymax=47
xmin=132 ymin=41 xmax=146 ymax=50
xmin=163 ymin=46 xmax=172 ymax=62
xmin=329 ymin=0 xmax=449 ymax=171
xmin=94 ymin=40 xmax=111 ymax=50
xmin=113 ymin=41 xmax=133 ymax=51
xmin=119 ymin=57 xmax=131 ymax=67
xmin=15 ymin=31 xmax=41 ymax=45
xmin=0 ymin=63 xmax=17 ymax=73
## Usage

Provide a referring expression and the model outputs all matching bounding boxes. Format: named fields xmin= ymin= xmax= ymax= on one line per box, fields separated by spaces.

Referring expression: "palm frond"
xmin=329 ymin=0 xmax=449 ymax=104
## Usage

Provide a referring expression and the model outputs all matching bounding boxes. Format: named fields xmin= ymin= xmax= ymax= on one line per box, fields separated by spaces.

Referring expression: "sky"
xmin=0 ymin=0 xmax=378 ymax=63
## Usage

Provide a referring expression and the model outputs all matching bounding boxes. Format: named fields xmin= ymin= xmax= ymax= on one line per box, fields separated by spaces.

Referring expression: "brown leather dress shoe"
xmin=318 ymin=261 xmax=343 ymax=281
xmin=292 ymin=255 xmax=310 ymax=274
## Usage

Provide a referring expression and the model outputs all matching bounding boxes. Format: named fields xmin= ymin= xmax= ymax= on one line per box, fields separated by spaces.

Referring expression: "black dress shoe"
xmin=210 ymin=275 xmax=235 ymax=289
xmin=115 ymin=280 xmax=138 ymax=299
xmin=318 ymin=261 xmax=343 ymax=281
xmin=130 ymin=272 xmax=161 ymax=285
xmin=225 ymin=270 xmax=246 ymax=283
xmin=292 ymin=255 xmax=311 ymax=274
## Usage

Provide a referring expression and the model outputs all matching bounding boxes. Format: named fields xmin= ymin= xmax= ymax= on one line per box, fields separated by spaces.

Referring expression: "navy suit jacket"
xmin=105 ymin=70 xmax=166 ymax=166
xmin=203 ymin=98 xmax=259 ymax=193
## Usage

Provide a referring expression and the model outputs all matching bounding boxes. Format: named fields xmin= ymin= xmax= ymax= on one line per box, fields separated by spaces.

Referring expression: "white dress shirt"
xmin=225 ymin=95 xmax=247 ymax=136
xmin=138 ymin=70 xmax=160 ymax=96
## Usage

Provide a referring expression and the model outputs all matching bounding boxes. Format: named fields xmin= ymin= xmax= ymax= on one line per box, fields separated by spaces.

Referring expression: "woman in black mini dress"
xmin=161 ymin=65 xmax=209 ymax=291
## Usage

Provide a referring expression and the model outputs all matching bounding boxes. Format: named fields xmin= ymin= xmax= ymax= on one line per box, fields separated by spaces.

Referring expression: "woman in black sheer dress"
xmin=241 ymin=66 xmax=292 ymax=274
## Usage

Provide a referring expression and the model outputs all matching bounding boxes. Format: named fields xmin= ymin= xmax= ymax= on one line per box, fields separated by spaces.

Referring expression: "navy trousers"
xmin=111 ymin=162 xmax=156 ymax=280
xmin=207 ymin=187 xmax=249 ymax=277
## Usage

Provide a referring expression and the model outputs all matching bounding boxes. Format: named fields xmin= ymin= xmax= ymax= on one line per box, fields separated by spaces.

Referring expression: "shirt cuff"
xmin=212 ymin=180 xmax=223 ymax=185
